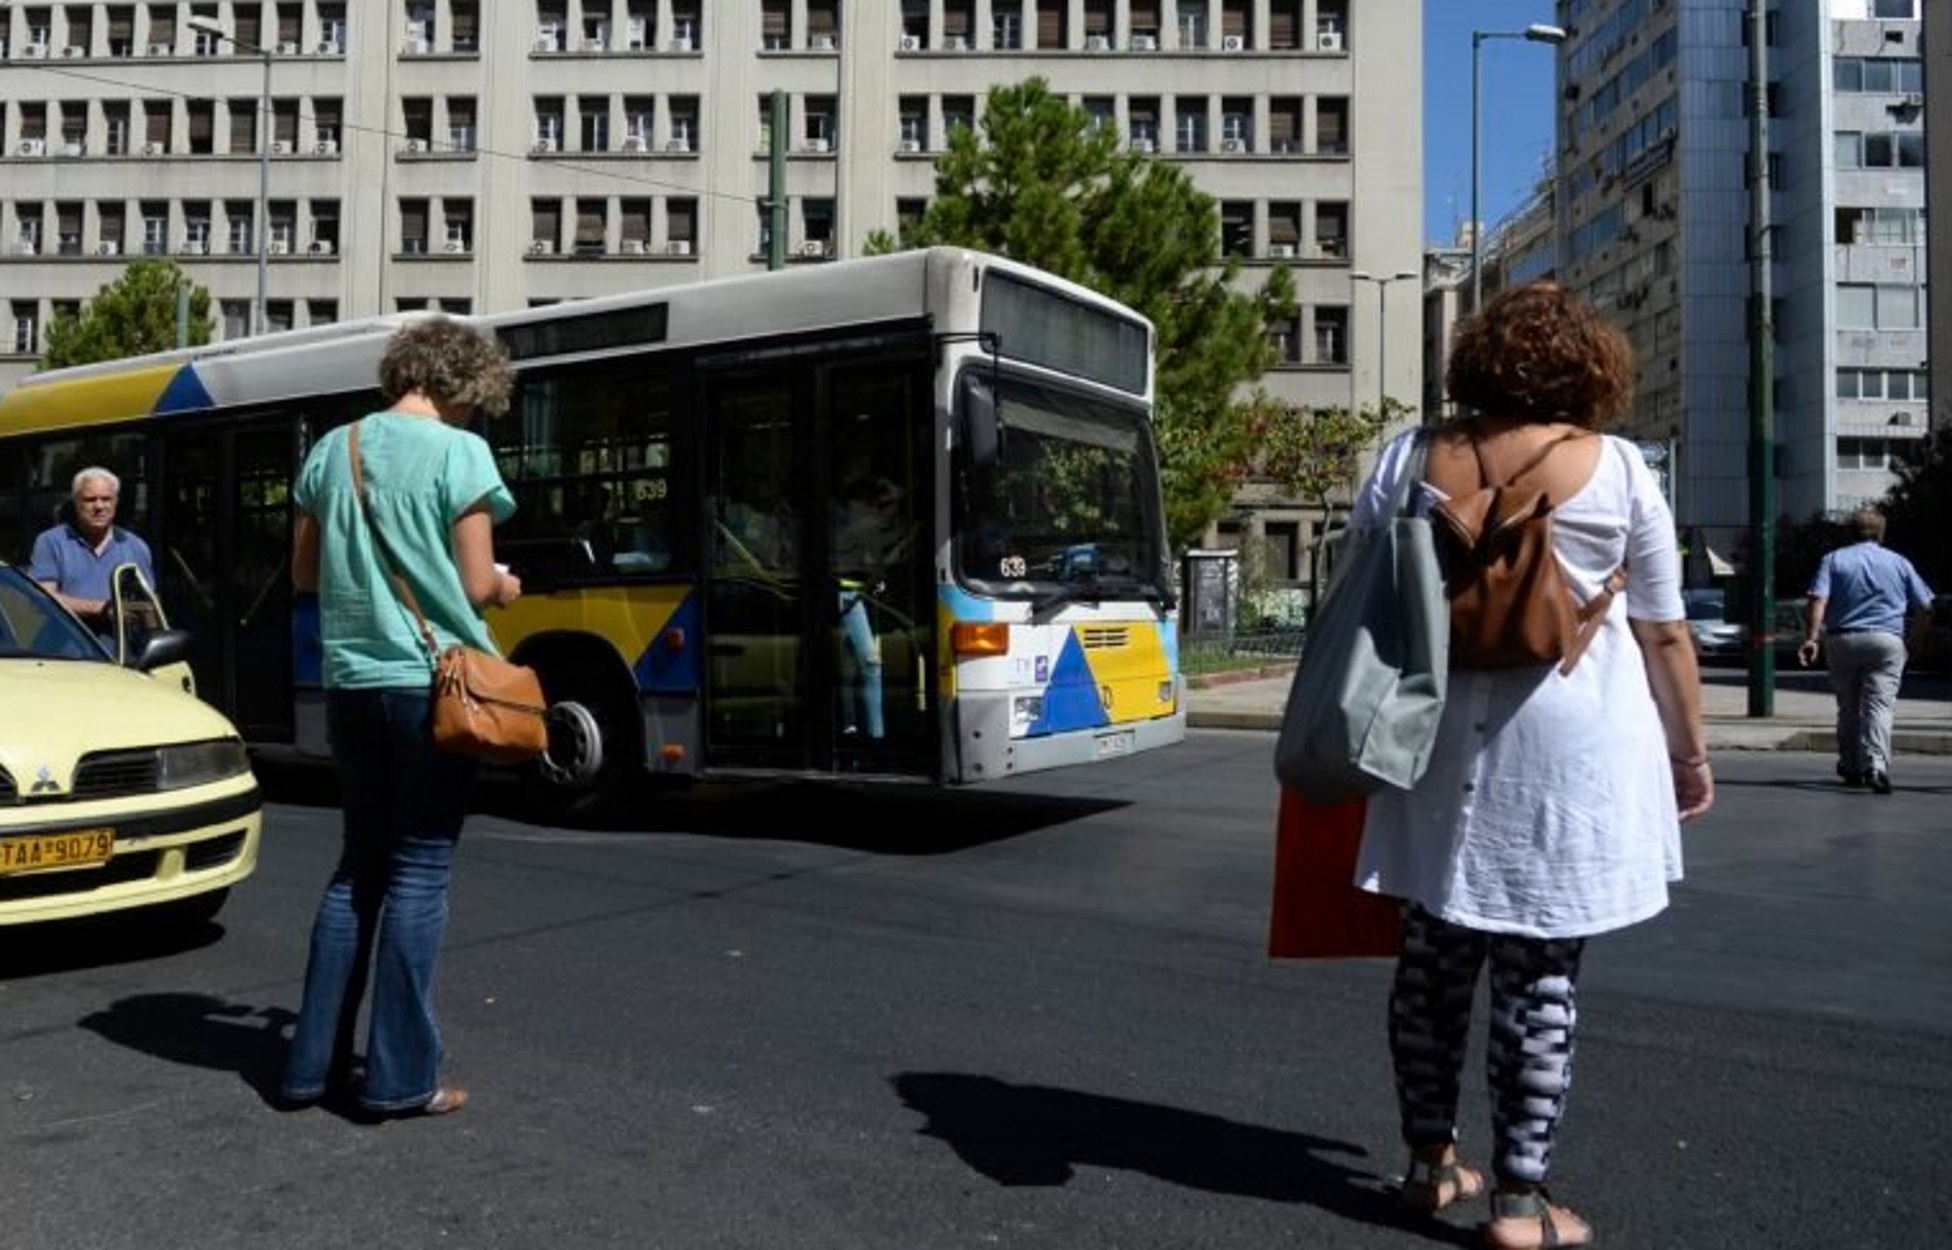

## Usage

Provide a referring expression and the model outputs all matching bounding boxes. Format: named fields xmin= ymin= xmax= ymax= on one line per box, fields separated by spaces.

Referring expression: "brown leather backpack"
xmin=1426 ymin=427 xmax=1624 ymax=675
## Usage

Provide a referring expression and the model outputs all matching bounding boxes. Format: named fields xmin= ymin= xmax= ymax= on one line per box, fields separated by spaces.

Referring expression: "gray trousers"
xmin=1826 ymin=630 xmax=1907 ymax=773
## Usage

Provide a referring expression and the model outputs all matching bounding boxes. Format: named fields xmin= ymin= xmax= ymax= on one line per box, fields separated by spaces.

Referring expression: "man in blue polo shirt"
xmin=1796 ymin=507 xmax=1934 ymax=794
xmin=28 ymin=466 xmax=156 ymax=635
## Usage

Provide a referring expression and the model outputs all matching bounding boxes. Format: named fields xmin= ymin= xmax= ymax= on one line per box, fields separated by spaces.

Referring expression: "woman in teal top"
xmin=280 ymin=319 xmax=521 ymax=1118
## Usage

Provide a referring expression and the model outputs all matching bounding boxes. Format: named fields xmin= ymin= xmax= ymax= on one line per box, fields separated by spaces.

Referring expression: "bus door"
xmin=161 ymin=420 xmax=299 ymax=741
xmin=701 ymin=361 xmax=936 ymax=777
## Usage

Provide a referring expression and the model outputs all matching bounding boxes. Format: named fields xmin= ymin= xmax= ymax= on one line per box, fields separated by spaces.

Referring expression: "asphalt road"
xmin=3 ymin=737 xmax=1948 ymax=1249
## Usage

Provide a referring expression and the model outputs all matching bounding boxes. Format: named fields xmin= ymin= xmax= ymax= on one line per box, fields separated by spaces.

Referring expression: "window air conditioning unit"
xmin=1085 ymin=34 xmax=1110 ymax=51
xmin=1268 ymin=243 xmax=1297 ymax=259
xmin=314 ymin=138 xmax=338 ymax=155
xmin=62 ymin=141 xmax=84 ymax=156
xmin=98 ymin=240 xmax=120 ymax=255
xmin=63 ymin=45 xmax=86 ymax=58
xmin=666 ymin=137 xmax=692 ymax=152
xmin=403 ymin=38 xmax=429 ymax=54
xmin=17 ymin=138 xmax=46 ymax=156
xmin=1130 ymin=137 xmax=1155 ymax=153
xmin=811 ymin=33 xmax=836 ymax=51
xmin=278 ymin=41 xmax=299 ymax=54
xmin=897 ymin=33 xmax=920 ymax=51
xmin=317 ymin=39 xmax=342 ymax=54
xmin=1221 ymin=34 xmax=1245 ymax=52
xmin=585 ymin=37 xmax=607 ymax=52
xmin=141 ymin=140 xmax=166 ymax=156
xmin=621 ymin=135 xmax=647 ymax=152
xmin=24 ymin=43 xmax=51 ymax=59
xmin=268 ymin=239 xmax=291 ymax=255
xmin=531 ymin=137 xmax=558 ymax=153
xmin=1131 ymin=34 xmax=1157 ymax=51
xmin=309 ymin=239 xmax=334 ymax=254
xmin=668 ymin=35 xmax=692 ymax=51
xmin=943 ymin=34 xmax=968 ymax=51
xmin=898 ymin=138 xmax=922 ymax=153
xmin=15 ymin=240 xmax=37 ymax=256
xmin=271 ymin=140 xmax=292 ymax=154
xmin=667 ymin=239 xmax=692 ymax=256
xmin=1316 ymin=30 xmax=1343 ymax=51
xmin=803 ymin=136 xmax=831 ymax=153
xmin=526 ymin=239 xmax=554 ymax=255
xmin=443 ymin=240 xmax=468 ymax=253
xmin=181 ymin=240 xmax=208 ymax=255
xmin=1220 ymin=138 xmax=1243 ymax=152
xmin=801 ymin=240 xmax=828 ymax=258
xmin=405 ymin=138 xmax=428 ymax=153
xmin=621 ymin=239 xmax=648 ymax=254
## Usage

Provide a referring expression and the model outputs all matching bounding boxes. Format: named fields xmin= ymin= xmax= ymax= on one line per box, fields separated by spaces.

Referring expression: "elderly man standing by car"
xmin=28 ymin=467 xmax=156 ymax=634
xmin=1797 ymin=507 xmax=1934 ymax=794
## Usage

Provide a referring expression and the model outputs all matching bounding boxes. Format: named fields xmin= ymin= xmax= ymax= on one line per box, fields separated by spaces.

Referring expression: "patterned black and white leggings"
xmin=1388 ymin=906 xmax=1587 ymax=1186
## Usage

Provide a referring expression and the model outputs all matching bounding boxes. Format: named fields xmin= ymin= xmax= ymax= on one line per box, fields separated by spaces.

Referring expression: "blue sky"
xmin=1422 ymin=2 xmax=1564 ymax=246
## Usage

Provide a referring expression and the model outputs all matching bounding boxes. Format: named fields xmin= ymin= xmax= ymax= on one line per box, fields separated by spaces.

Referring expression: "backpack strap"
xmin=1557 ymin=565 xmax=1628 ymax=676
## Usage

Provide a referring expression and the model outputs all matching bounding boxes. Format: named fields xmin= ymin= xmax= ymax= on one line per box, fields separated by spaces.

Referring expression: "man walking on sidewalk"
xmin=1797 ymin=508 xmax=1934 ymax=793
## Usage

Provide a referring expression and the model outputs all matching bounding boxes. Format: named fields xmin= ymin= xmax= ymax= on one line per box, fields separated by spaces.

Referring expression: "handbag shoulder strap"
xmin=1385 ymin=428 xmax=1430 ymax=520
xmin=348 ymin=420 xmax=441 ymax=664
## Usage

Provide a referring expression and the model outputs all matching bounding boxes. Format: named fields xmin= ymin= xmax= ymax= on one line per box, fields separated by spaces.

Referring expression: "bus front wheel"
xmin=524 ymin=681 xmax=640 ymax=825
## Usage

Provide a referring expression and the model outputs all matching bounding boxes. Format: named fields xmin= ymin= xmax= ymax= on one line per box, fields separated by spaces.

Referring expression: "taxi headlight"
xmin=157 ymin=739 xmax=251 ymax=790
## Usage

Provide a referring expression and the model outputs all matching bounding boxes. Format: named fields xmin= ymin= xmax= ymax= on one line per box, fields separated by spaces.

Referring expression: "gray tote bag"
xmin=1274 ymin=432 xmax=1449 ymax=801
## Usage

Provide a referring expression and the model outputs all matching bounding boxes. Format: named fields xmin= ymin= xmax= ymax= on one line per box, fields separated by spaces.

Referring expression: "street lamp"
xmin=1470 ymin=23 xmax=1566 ymax=313
xmin=1351 ymin=269 xmax=1420 ymax=418
xmin=187 ymin=17 xmax=272 ymax=335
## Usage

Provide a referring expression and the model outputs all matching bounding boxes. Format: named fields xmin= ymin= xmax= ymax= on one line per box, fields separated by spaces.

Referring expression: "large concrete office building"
xmin=0 ymin=0 xmax=1421 ymax=575
xmin=1554 ymin=0 xmax=1927 ymax=557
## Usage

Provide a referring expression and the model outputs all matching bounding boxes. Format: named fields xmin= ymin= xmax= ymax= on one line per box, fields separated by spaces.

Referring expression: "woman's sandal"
xmin=421 ymin=1087 xmax=468 ymax=1116
xmin=1399 ymin=1153 xmax=1486 ymax=1215
xmin=1484 ymin=1188 xmax=1593 ymax=1249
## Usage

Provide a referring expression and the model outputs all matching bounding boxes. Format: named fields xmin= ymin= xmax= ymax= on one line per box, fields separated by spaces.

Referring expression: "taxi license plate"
xmin=0 ymin=828 xmax=114 ymax=875
xmin=1095 ymin=730 xmax=1135 ymax=758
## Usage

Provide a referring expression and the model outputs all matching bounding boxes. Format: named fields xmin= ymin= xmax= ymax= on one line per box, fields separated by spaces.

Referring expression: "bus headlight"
xmin=157 ymin=739 xmax=252 ymax=790
xmin=1012 ymin=695 xmax=1044 ymax=731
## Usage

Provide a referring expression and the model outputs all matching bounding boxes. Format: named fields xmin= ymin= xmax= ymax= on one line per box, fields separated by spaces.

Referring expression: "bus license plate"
xmin=1096 ymin=731 xmax=1135 ymax=758
xmin=0 ymin=828 xmax=114 ymax=875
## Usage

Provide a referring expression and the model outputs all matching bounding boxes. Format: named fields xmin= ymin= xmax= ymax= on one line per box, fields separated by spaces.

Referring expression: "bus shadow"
xmin=890 ymin=1072 xmax=1473 ymax=1244
xmin=250 ymin=757 xmax=1127 ymax=855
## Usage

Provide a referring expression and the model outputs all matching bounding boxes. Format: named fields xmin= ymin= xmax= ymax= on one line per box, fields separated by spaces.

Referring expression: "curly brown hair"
xmin=378 ymin=318 xmax=515 ymax=417
xmin=1444 ymin=281 xmax=1634 ymax=428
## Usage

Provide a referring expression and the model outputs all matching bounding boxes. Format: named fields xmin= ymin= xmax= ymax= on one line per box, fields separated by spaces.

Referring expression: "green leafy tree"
xmin=40 ymin=259 xmax=212 ymax=370
xmin=868 ymin=77 xmax=1296 ymax=551
xmin=1255 ymin=395 xmax=1405 ymax=602
xmin=1881 ymin=423 xmax=1952 ymax=588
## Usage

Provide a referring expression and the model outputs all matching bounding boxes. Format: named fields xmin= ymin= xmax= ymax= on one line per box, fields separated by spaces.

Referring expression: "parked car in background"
xmin=1684 ymin=588 xmax=1745 ymax=663
xmin=0 ymin=561 xmax=260 ymax=928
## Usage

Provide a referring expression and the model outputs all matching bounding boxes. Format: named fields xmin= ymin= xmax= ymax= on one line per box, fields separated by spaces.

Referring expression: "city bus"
xmin=0 ymin=248 xmax=1184 ymax=816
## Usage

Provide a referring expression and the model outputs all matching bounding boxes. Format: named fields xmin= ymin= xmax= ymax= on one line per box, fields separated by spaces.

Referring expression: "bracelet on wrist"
xmin=1670 ymin=754 xmax=1709 ymax=768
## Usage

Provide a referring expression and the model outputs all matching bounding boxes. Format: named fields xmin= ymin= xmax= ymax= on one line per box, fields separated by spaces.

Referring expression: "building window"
xmin=1174 ymin=97 xmax=1206 ymax=153
xmin=1220 ymin=202 xmax=1251 ymax=258
xmin=1312 ymin=306 xmax=1348 ymax=365
xmin=993 ymin=1 xmax=1021 ymax=48
xmin=444 ymin=200 xmax=473 ymax=252
xmin=580 ymin=96 xmax=610 ymax=151
xmin=530 ymin=199 xmax=561 ymax=253
xmin=309 ymin=299 xmax=339 ymax=325
xmin=668 ymin=197 xmax=697 ymax=252
xmin=400 ymin=198 xmax=429 ymax=254
xmin=10 ymin=304 xmax=37 ymax=355
xmin=1315 ymin=97 xmax=1348 ymax=156
xmin=221 ymin=300 xmax=250 ymax=340
xmin=574 ymin=198 xmax=605 ymax=255
xmin=449 ymin=98 xmax=476 ymax=151
xmin=1313 ymin=202 xmax=1348 ymax=259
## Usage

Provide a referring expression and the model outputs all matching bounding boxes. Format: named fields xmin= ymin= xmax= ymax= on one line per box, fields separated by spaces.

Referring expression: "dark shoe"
xmin=1836 ymin=763 xmax=1865 ymax=788
xmin=1868 ymin=770 xmax=1892 ymax=795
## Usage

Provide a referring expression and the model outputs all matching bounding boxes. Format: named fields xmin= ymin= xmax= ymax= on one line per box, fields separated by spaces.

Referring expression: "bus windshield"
xmin=956 ymin=380 xmax=1168 ymax=605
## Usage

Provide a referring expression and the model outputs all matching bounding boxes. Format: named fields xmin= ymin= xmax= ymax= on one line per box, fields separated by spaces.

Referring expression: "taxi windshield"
xmin=0 ymin=566 xmax=111 ymax=661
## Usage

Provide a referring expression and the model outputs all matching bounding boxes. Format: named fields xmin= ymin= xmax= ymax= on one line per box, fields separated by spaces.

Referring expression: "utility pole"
xmin=766 ymin=91 xmax=787 ymax=271
xmin=1746 ymin=0 xmax=1777 ymax=716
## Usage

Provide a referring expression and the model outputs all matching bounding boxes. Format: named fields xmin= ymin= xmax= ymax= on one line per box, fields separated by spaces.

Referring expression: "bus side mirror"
xmin=963 ymin=376 xmax=1001 ymax=471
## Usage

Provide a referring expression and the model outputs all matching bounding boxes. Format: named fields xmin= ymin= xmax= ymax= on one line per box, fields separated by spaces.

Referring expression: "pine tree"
xmin=40 ymin=260 xmax=213 ymax=370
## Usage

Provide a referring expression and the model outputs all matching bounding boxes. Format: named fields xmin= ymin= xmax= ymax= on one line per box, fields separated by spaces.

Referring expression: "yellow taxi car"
xmin=0 ymin=560 xmax=259 ymax=927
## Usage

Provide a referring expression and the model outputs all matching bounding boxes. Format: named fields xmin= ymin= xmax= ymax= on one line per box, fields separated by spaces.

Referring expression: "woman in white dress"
xmin=1350 ymin=282 xmax=1714 ymax=1249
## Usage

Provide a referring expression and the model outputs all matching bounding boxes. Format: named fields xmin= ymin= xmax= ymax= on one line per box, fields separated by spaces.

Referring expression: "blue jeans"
xmin=838 ymin=589 xmax=884 ymax=739
xmin=282 ymin=688 xmax=477 ymax=1110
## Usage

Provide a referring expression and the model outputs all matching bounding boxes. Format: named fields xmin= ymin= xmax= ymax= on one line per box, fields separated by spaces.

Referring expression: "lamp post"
xmin=1351 ymin=269 xmax=1420 ymax=418
xmin=187 ymin=17 xmax=272 ymax=335
xmin=1470 ymin=23 xmax=1566 ymax=313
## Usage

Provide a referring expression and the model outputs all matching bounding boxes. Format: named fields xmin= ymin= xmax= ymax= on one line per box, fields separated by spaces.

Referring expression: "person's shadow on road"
xmin=79 ymin=992 xmax=295 ymax=1108
xmin=891 ymin=1072 xmax=1477 ymax=1245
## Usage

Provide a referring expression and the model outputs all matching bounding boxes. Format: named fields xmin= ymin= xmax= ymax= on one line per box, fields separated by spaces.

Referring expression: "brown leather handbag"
xmin=349 ymin=421 xmax=549 ymax=764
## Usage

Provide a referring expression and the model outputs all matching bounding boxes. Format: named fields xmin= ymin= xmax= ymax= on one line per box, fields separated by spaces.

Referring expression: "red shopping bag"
xmin=1268 ymin=787 xmax=1402 ymax=959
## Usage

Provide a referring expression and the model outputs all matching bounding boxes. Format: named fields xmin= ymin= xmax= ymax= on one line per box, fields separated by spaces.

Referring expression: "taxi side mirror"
xmin=131 ymin=627 xmax=193 ymax=673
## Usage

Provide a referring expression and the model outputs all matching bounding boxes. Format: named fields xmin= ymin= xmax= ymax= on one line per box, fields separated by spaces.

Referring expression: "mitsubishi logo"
xmin=29 ymin=765 xmax=60 ymax=795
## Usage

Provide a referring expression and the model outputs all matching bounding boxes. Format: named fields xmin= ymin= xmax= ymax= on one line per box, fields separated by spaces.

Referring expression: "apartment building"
xmin=0 ymin=0 xmax=1419 ymax=566
xmin=1554 ymin=0 xmax=1928 ymax=558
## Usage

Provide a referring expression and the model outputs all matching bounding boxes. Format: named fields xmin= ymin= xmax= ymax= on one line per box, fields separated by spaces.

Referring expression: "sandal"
xmin=1484 ymin=1188 xmax=1593 ymax=1249
xmin=421 ymin=1086 xmax=468 ymax=1116
xmin=1399 ymin=1151 xmax=1486 ymax=1215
